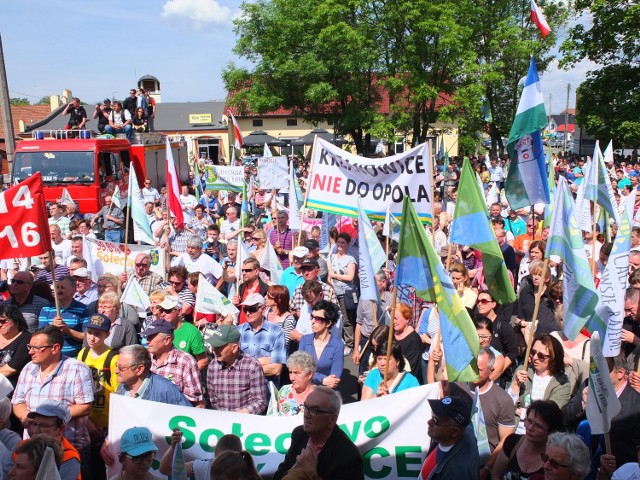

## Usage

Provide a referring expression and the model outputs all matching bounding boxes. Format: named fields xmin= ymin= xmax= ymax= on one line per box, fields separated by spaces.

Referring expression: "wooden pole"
xmin=236 ymin=237 xmax=242 ymax=295
xmin=371 ymin=299 xmax=378 ymax=328
xmin=383 ymin=287 xmax=398 ymax=384
xmin=122 ymin=203 xmax=132 ymax=276
xmin=385 ymin=233 xmax=390 ymax=272
xmin=522 ymin=257 xmax=550 ymax=371
xmin=604 ymin=432 xmax=612 ymax=455
xmin=48 ymin=251 xmax=61 ymax=317
xmin=445 ymin=242 xmax=455 ymax=271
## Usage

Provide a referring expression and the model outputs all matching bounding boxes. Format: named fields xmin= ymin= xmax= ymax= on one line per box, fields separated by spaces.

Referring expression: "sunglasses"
xmin=244 ymin=305 xmax=262 ymax=314
xmin=476 ymin=298 xmax=493 ymax=305
xmin=311 ymin=314 xmax=327 ymax=323
xmin=135 ymin=263 xmax=150 ymax=268
xmin=530 ymin=349 xmax=549 ymax=361
xmin=159 ymin=307 xmax=176 ymax=314
xmin=241 ymin=269 xmax=255 ymax=273
xmin=540 ymin=453 xmax=569 ymax=469
xmin=10 ymin=279 xmax=27 ymax=285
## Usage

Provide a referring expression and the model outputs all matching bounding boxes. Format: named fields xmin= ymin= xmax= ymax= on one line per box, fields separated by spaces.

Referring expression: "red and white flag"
xmin=530 ymin=0 xmax=551 ymax=39
xmin=0 ymin=172 xmax=52 ymax=260
xmin=230 ymin=113 xmax=244 ymax=149
xmin=165 ymin=137 xmax=184 ymax=228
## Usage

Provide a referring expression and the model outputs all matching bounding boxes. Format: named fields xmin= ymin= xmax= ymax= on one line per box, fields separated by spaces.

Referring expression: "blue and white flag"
xmin=357 ymin=198 xmax=386 ymax=302
xmin=128 ymin=166 xmax=155 ymax=245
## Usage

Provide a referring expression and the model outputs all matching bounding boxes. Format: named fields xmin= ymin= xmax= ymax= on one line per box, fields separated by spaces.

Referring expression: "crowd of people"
xmin=0 ymin=147 xmax=639 ymax=479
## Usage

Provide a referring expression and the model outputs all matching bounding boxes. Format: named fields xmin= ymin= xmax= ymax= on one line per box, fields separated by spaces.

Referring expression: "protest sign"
xmin=0 ymin=173 xmax=51 ymax=260
xmin=258 ymin=156 xmax=289 ymax=190
xmin=84 ymin=237 xmax=165 ymax=277
xmin=306 ymin=138 xmax=433 ymax=222
xmin=108 ymin=384 xmax=440 ymax=479
xmin=203 ymin=166 xmax=244 ymax=192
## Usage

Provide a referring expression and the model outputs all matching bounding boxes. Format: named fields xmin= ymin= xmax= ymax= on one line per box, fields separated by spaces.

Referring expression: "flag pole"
xmin=48 ymin=251 xmax=61 ymax=317
xmin=297 ymin=136 xmax=317 ymax=247
xmin=591 ymin=203 xmax=598 ymax=278
xmin=522 ymin=257 xmax=550 ymax=371
xmin=430 ymin=143 xmax=436 ymax=248
xmin=123 ymin=199 xmax=132 ymax=277
xmin=383 ymin=287 xmax=398 ymax=384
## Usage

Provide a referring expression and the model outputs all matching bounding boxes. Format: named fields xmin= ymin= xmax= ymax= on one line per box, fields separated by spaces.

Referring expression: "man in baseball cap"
xmin=116 ymin=426 xmax=159 ymax=475
xmin=418 ymin=396 xmax=478 ymax=479
xmin=205 ymin=324 xmax=266 ymax=414
xmin=24 ymin=400 xmax=81 ymax=479
xmin=280 ymin=246 xmax=309 ymax=298
xmin=304 ymin=239 xmax=328 ymax=281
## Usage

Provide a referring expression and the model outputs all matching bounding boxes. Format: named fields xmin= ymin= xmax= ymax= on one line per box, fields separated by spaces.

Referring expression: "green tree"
xmin=35 ymin=96 xmax=50 ymax=105
xmin=10 ymin=98 xmax=29 ymax=106
xmin=561 ymin=0 xmax=640 ymax=147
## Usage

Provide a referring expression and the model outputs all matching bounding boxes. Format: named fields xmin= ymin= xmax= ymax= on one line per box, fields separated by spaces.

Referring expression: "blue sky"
xmin=2 ymin=0 xmax=592 ymax=113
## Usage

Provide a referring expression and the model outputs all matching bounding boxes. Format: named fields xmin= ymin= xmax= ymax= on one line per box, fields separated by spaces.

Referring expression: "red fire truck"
xmin=11 ymin=132 xmax=189 ymax=213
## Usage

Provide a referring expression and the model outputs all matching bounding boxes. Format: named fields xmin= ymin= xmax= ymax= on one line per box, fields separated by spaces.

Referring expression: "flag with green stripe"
xmin=585 ymin=140 xmax=620 ymax=224
xmin=395 ymin=197 xmax=479 ymax=381
xmin=451 ymin=159 xmax=515 ymax=304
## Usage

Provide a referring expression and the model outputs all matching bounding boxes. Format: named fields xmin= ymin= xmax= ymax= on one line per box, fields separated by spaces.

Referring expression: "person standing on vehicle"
xmin=91 ymin=196 xmax=125 ymax=243
xmin=93 ymin=99 xmax=112 ymax=134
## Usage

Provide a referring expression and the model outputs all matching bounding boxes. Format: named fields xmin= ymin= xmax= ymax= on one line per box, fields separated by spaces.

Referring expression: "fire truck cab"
xmin=11 ymin=131 xmax=189 ymax=213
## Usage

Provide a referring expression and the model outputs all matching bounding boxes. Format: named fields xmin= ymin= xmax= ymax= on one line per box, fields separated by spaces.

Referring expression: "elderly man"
xmin=218 ymin=191 xmax=242 ymax=218
xmin=143 ymin=320 xmax=204 ymax=407
xmin=72 ymin=268 xmax=98 ymax=306
xmin=121 ymin=253 xmax=163 ymax=296
xmin=418 ymin=396 xmax=478 ymax=479
xmin=220 ymin=206 xmax=242 ymax=241
xmin=66 ymin=237 xmax=84 ymax=267
xmin=205 ymin=324 xmax=267 ymax=414
xmin=273 ymin=386 xmax=363 ymax=480
xmin=24 ymin=400 xmax=82 ymax=480
xmin=171 ymin=235 xmax=222 ymax=285
xmin=12 ymin=325 xmax=94 ymax=451
xmin=91 ymin=195 xmax=125 ymax=243
xmin=279 ymin=246 xmax=309 ymax=298
xmin=38 ymin=276 xmax=87 ymax=357
xmin=0 ymin=271 xmax=49 ymax=332
xmin=622 ymin=287 xmax=640 ymax=356
xmin=114 ymin=344 xmax=191 ymax=405
xmin=157 ymin=296 xmax=208 ymax=370
xmin=237 ymin=294 xmax=286 ymax=384
xmin=50 ymin=225 xmax=73 ymax=264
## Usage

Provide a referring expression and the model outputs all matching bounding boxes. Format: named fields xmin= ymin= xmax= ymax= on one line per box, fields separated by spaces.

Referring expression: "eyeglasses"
xmin=124 ymin=452 xmax=155 ymax=464
xmin=431 ymin=415 xmax=461 ymax=429
xmin=10 ymin=279 xmax=27 ymax=285
xmin=241 ymin=269 xmax=255 ymax=273
xmin=311 ymin=315 xmax=327 ymax=323
xmin=477 ymin=334 xmax=492 ymax=340
xmin=115 ymin=363 xmax=137 ymax=372
xmin=28 ymin=421 xmax=58 ymax=431
xmin=135 ymin=263 xmax=150 ymax=268
xmin=244 ymin=305 xmax=262 ymax=314
xmin=303 ymin=404 xmax=335 ymax=416
xmin=26 ymin=344 xmax=53 ymax=352
xmin=529 ymin=349 xmax=549 ymax=361
xmin=251 ymin=237 xmax=261 ymax=241
xmin=169 ymin=281 xmax=182 ymax=286
xmin=266 ymin=294 xmax=275 ymax=299
xmin=540 ymin=453 xmax=569 ymax=469
xmin=476 ymin=298 xmax=494 ymax=305
xmin=159 ymin=307 xmax=176 ymax=314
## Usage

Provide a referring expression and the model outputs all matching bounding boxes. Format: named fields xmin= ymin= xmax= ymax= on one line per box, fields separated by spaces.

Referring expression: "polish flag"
xmin=166 ymin=137 xmax=184 ymax=228
xmin=530 ymin=0 xmax=551 ymax=39
xmin=230 ymin=113 xmax=244 ymax=149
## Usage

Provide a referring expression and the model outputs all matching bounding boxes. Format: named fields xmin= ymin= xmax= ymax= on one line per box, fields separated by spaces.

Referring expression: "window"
xmin=287 ymin=119 xmax=298 ymax=126
xmin=252 ymin=119 xmax=263 ymax=127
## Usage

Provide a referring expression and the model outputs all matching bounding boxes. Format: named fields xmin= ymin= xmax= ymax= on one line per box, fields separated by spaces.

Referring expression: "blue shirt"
xmin=116 ymin=372 xmax=192 ymax=406
xmin=279 ymin=267 xmax=305 ymax=298
xmin=299 ymin=333 xmax=344 ymax=385
xmin=38 ymin=300 xmax=87 ymax=356
xmin=363 ymin=368 xmax=420 ymax=394
xmin=237 ymin=321 xmax=287 ymax=369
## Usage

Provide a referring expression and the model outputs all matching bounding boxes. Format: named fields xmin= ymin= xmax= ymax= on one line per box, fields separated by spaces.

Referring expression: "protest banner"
xmin=84 ymin=237 xmax=165 ymax=277
xmin=258 ymin=156 xmax=289 ymax=190
xmin=203 ymin=166 xmax=244 ymax=192
xmin=306 ymin=138 xmax=433 ymax=222
xmin=0 ymin=173 xmax=51 ymax=260
xmin=108 ymin=383 xmax=440 ymax=479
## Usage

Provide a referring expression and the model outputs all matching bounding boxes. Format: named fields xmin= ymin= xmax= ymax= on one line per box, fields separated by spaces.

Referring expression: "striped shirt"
xmin=38 ymin=300 xmax=87 ymax=356
xmin=12 ymin=357 xmax=94 ymax=449
xmin=35 ymin=265 xmax=70 ymax=285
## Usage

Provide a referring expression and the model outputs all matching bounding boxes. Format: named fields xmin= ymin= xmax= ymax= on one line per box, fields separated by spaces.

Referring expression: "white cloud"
xmin=162 ymin=0 xmax=232 ymax=27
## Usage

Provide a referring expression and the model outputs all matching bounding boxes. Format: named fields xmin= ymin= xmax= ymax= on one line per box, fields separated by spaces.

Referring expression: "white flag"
xmin=383 ymin=206 xmax=400 ymax=242
xmin=195 ymin=274 xmax=239 ymax=316
xmin=129 ymin=167 xmax=155 ymax=245
xmin=263 ymin=143 xmax=272 ymax=158
xmin=357 ymin=198 xmax=386 ymax=302
xmin=288 ymin=163 xmax=302 ymax=231
xmin=111 ymin=185 xmax=122 ymax=209
xmin=260 ymin=240 xmax=283 ymax=284
xmin=586 ymin=332 xmax=621 ymax=434
xmin=121 ymin=277 xmax=151 ymax=317
xmin=60 ymin=188 xmax=74 ymax=206
xmin=574 ymin=159 xmax=594 ymax=232
xmin=36 ymin=446 xmax=62 ymax=480
xmin=171 ymin=440 xmax=189 ymax=480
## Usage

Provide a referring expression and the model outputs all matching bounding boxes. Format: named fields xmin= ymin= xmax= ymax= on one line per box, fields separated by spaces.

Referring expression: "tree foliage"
xmin=561 ymin=0 xmax=640 ymax=147
xmin=224 ymin=0 xmax=567 ymax=154
xmin=10 ymin=98 xmax=29 ymax=106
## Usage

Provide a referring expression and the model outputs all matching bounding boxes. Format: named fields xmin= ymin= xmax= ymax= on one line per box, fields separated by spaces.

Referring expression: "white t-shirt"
xmin=172 ymin=253 xmax=222 ymax=284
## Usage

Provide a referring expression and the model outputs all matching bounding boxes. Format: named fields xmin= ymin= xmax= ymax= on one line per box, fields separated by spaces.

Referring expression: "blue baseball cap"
xmin=120 ymin=426 xmax=158 ymax=456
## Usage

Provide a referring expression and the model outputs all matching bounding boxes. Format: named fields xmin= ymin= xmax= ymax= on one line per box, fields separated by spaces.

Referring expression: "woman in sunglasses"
xmin=360 ymin=340 xmax=419 ymax=400
xmin=509 ymin=334 xmax=571 ymax=430
xmin=298 ymin=300 xmax=343 ymax=389
xmin=491 ymin=400 xmax=564 ymax=480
